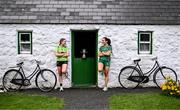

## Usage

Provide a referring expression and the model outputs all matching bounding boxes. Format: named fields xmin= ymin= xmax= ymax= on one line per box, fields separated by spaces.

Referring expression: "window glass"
xmin=138 ymin=32 xmax=152 ymax=54
xmin=18 ymin=31 xmax=32 ymax=54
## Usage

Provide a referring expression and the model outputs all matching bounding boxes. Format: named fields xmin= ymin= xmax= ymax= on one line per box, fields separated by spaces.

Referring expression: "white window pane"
xmin=21 ymin=44 xmax=30 ymax=51
xmin=140 ymin=34 xmax=150 ymax=42
xmin=140 ymin=43 xmax=149 ymax=51
xmin=21 ymin=34 xmax=30 ymax=42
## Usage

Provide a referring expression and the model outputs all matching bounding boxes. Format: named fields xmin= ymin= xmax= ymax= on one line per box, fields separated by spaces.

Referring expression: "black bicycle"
xmin=3 ymin=60 xmax=57 ymax=92
xmin=118 ymin=57 xmax=178 ymax=89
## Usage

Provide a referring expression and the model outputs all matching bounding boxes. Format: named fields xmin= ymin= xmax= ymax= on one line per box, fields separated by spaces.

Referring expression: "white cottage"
xmin=0 ymin=0 xmax=180 ymax=88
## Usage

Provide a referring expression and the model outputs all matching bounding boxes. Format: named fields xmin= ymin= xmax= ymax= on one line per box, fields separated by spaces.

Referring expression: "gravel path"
xmin=22 ymin=87 xmax=161 ymax=110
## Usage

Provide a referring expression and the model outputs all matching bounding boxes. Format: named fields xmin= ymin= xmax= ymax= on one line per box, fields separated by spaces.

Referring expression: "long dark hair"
xmin=103 ymin=37 xmax=111 ymax=46
xmin=59 ymin=38 xmax=66 ymax=47
xmin=59 ymin=38 xmax=65 ymax=44
xmin=103 ymin=37 xmax=113 ymax=55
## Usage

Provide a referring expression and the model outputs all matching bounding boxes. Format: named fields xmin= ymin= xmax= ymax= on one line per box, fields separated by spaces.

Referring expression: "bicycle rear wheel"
xmin=118 ymin=66 xmax=141 ymax=89
xmin=3 ymin=69 xmax=23 ymax=92
xmin=154 ymin=66 xmax=177 ymax=88
xmin=35 ymin=69 xmax=57 ymax=92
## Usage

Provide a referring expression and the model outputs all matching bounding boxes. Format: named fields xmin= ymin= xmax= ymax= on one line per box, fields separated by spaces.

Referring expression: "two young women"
xmin=55 ymin=37 xmax=112 ymax=92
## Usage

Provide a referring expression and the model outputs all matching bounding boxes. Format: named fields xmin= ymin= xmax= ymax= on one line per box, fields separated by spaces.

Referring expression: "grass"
xmin=109 ymin=92 xmax=180 ymax=110
xmin=0 ymin=92 xmax=64 ymax=110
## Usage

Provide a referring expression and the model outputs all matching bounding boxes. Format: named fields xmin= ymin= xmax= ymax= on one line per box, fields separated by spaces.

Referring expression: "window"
xmin=138 ymin=31 xmax=152 ymax=54
xmin=18 ymin=31 xmax=32 ymax=54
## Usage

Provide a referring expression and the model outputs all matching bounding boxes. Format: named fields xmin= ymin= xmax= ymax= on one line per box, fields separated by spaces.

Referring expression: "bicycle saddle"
xmin=17 ymin=62 xmax=24 ymax=66
xmin=151 ymin=57 xmax=157 ymax=61
xmin=35 ymin=60 xmax=41 ymax=64
xmin=134 ymin=59 xmax=141 ymax=62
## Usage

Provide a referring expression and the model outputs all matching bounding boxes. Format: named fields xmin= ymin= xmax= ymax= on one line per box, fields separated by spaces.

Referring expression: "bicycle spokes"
xmin=39 ymin=81 xmax=53 ymax=88
xmin=36 ymin=69 xmax=57 ymax=92
xmin=154 ymin=67 xmax=177 ymax=88
xmin=119 ymin=66 xmax=141 ymax=89
xmin=3 ymin=70 xmax=23 ymax=92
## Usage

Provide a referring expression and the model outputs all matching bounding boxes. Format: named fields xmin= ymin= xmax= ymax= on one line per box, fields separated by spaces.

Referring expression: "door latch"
xmin=81 ymin=49 xmax=88 ymax=59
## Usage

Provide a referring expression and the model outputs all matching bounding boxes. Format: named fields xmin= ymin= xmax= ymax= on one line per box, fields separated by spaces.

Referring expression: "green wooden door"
xmin=72 ymin=30 xmax=97 ymax=87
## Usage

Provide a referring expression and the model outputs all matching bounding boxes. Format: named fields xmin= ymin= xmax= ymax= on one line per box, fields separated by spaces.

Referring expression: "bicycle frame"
xmin=18 ymin=63 xmax=41 ymax=80
xmin=134 ymin=60 xmax=161 ymax=77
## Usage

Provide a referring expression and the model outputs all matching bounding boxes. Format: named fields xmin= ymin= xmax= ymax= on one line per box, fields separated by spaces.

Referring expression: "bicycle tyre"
xmin=118 ymin=66 xmax=141 ymax=89
xmin=3 ymin=69 xmax=23 ymax=92
xmin=35 ymin=69 xmax=57 ymax=92
xmin=153 ymin=66 xmax=177 ymax=88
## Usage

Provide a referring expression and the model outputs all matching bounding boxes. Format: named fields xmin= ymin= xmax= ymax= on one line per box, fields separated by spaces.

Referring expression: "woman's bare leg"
xmin=98 ymin=62 xmax=104 ymax=72
xmin=62 ymin=64 xmax=68 ymax=74
xmin=104 ymin=67 xmax=109 ymax=88
xmin=57 ymin=66 xmax=62 ymax=85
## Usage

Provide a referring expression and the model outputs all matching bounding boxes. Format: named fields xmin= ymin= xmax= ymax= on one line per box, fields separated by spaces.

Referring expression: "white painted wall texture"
xmin=0 ymin=24 xmax=180 ymax=88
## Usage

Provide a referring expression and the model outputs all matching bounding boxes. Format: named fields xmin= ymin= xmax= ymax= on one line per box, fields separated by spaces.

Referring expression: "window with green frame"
xmin=18 ymin=31 xmax=32 ymax=54
xmin=138 ymin=31 xmax=153 ymax=54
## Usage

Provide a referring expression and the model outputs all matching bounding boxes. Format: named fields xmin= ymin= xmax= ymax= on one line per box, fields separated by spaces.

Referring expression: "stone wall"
xmin=0 ymin=24 xmax=180 ymax=88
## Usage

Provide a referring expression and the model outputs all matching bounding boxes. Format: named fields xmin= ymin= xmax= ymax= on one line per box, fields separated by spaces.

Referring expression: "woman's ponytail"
xmin=104 ymin=37 xmax=111 ymax=46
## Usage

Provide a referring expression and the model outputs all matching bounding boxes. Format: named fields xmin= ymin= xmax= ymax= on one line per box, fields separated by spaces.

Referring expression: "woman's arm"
xmin=101 ymin=50 xmax=112 ymax=56
xmin=99 ymin=52 xmax=104 ymax=57
xmin=54 ymin=51 xmax=65 ymax=57
xmin=62 ymin=51 xmax=69 ymax=57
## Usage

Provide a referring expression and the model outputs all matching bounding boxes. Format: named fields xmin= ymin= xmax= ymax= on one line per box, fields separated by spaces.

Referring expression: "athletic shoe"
xmin=59 ymin=86 xmax=64 ymax=91
xmin=103 ymin=87 xmax=108 ymax=91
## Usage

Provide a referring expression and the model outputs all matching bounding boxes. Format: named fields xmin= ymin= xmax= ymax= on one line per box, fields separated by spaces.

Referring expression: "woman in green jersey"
xmin=98 ymin=37 xmax=112 ymax=91
xmin=54 ymin=38 xmax=69 ymax=91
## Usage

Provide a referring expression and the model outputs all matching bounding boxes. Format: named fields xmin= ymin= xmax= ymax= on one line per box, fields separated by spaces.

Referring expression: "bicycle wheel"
xmin=3 ymin=69 xmax=23 ymax=92
xmin=118 ymin=66 xmax=141 ymax=89
xmin=35 ymin=69 xmax=57 ymax=92
xmin=154 ymin=66 xmax=177 ymax=88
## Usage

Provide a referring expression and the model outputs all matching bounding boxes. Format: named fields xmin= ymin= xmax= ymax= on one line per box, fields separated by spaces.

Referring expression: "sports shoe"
xmin=59 ymin=86 xmax=63 ymax=91
xmin=103 ymin=87 xmax=108 ymax=91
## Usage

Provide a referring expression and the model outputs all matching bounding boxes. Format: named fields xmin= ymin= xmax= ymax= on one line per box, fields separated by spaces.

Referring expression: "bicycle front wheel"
xmin=35 ymin=69 xmax=57 ymax=92
xmin=118 ymin=66 xmax=141 ymax=89
xmin=154 ymin=67 xmax=177 ymax=88
xmin=3 ymin=69 xmax=23 ymax=92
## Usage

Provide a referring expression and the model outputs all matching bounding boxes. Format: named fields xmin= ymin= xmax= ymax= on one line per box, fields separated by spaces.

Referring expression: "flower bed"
xmin=160 ymin=76 xmax=180 ymax=97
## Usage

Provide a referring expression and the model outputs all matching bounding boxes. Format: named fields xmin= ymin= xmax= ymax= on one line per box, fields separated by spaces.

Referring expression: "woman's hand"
xmin=101 ymin=51 xmax=112 ymax=56
xmin=62 ymin=52 xmax=69 ymax=57
xmin=55 ymin=51 xmax=64 ymax=57
xmin=99 ymin=52 xmax=104 ymax=57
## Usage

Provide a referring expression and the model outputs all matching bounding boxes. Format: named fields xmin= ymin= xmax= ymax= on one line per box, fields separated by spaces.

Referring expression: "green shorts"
xmin=99 ymin=59 xmax=110 ymax=67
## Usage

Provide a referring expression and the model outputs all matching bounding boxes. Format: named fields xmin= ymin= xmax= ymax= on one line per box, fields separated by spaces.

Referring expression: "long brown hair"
xmin=59 ymin=38 xmax=66 ymax=46
xmin=103 ymin=37 xmax=111 ymax=46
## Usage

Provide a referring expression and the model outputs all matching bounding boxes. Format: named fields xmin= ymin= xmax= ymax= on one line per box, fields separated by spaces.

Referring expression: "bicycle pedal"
xmin=24 ymin=79 xmax=31 ymax=86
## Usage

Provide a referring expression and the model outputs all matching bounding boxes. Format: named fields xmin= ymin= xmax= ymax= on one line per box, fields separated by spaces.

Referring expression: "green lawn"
xmin=109 ymin=92 xmax=180 ymax=110
xmin=0 ymin=92 xmax=64 ymax=110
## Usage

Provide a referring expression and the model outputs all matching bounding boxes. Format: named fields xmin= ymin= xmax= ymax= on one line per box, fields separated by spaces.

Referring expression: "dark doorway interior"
xmin=74 ymin=31 xmax=97 ymax=58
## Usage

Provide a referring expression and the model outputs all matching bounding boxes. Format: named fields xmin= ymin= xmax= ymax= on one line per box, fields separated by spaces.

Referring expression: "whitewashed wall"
xmin=0 ymin=24 xmax=180 ymax=88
